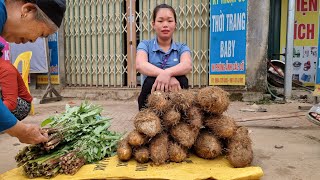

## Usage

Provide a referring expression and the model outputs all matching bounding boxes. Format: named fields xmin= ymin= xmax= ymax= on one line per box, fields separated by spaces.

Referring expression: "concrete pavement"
xmin=0 ymin=99 xmax=319 ymax=180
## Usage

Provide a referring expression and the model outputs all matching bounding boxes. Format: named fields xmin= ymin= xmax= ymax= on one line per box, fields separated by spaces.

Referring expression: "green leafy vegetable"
xmin=15 ymin=102 xmax=122 ymax=178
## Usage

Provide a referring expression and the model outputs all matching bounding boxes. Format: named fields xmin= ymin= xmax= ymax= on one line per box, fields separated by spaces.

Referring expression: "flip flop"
xmin=307 ymin=104 xmax=320 ymax=126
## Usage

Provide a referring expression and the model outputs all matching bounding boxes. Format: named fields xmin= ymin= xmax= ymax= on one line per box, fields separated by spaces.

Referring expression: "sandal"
xmin=307 ymin=104 xmax=320 ymax=126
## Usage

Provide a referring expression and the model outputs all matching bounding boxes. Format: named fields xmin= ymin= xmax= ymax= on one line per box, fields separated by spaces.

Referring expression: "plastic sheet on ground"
xmin=0 ymin=155 xmax=263 ymax=180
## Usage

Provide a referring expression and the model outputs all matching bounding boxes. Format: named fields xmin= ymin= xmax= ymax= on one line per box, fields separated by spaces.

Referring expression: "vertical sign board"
xmin=209 ymin=0 xmax=247 ymax=86
xmin=280 ymin=0 xmax=319 ymax=86
xmin=0 ymin=36 xmax=9 ymax=61
xmin=37 ymin=32 xmax=60 ymax=84
xmin=314 ymin=15 xmax=320 ymax=95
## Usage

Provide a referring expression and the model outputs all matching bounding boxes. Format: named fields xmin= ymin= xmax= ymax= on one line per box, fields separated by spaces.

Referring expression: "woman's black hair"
xmin=152 ymin=4 xmax=177 ymax=23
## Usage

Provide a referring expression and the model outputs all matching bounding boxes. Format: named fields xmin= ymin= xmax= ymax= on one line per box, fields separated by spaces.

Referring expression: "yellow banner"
xmin=281 ymin=0 xmax=319 ymax=47
xmin=0 ymin=155 xmax=263 ymax=180
xmin=209 ymin=74 xmax=246 ymax=85
xmin=37 ymin=75 xmax=60 ymax=85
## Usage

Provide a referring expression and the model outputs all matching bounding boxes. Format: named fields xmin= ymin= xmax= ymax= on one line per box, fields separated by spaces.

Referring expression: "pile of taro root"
xmin=117 ymin=86 xmax=253 ymax=168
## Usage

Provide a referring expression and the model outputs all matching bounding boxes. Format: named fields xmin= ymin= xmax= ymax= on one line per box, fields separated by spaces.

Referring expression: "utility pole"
xmin=126 ymin=0 xmax=137 ymax=88
xmin=284 ymin=0 xmax=295 ymax=100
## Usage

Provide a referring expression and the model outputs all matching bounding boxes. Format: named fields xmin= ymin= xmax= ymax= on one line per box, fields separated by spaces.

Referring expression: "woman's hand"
xmin=169 ymin=77 xmax=181 ymax=92
xmin=151 ymin=70 xmax=172 ymax=92
xmin=5 ymin=121 xmax=48 ymax=144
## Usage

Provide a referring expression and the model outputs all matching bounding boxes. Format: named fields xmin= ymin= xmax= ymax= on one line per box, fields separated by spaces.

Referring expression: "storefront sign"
xmin=37 ymin=32 xmax=60 ymax=84
xmin=313 ymin=11 xmax=320 ymax=95
xmin=280 ymin=0 xmax=319 ymax=86
xmin=209 ymin=0 xmax=247 ymax=85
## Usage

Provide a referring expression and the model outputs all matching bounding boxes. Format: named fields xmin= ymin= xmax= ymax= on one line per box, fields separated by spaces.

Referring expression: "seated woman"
xmin=136 ymin=4 xmax=192 ymax=110
xmin=0 ymin=43 xmax=32 ymax=120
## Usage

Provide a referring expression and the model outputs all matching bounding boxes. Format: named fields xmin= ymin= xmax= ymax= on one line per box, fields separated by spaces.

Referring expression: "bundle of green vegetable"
xmin=15 ymin=102 xmax=122 ymax=178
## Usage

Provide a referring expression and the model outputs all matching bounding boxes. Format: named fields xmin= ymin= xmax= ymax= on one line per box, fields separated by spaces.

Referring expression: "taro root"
xmin=127 ymin=130 xmax=147 ymax=147
xmin=117 ymin=139 xmax=132 ymax=161
xmin=170 ymin=123 xmax=199 ymax=148
xmin=147 ymin=91 xmax=170 ymax=114
xmin=186 ymin=106 xmax=203 ymax=129
xmin=227 ymin=126 xmax=253 ymax=168
xmin=204 ymin=115 xmax=237 ymax=138
xmin=134 ymin=109 xmax=162 ymax=137
xmin=162 ymin=108 xmax=181 ymax=127
xmin=134 ymin=147 xmax=150 ymax=164
xmin=149 ymin=133 xmax=169 ymax=165
xmin=168 ymin=141 xmax=187 ymax=163
xmin=197 ymin=86 xmax=230 ymax=114
xmin=169 ymin=90 xmax=195 ymax=112
xmin=194 ymin=131 xmax=222 ymax=159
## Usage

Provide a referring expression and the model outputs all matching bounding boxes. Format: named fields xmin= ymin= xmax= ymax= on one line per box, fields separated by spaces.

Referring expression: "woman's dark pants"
xmin=138 ymin=76 xmax=188 ymax=110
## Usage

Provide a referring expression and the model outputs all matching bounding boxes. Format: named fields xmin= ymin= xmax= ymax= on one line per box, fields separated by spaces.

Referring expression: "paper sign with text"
xmin=280 ymin=0 xmax=319 ymax=86
xmin=313 ymin=9 xmax=320 ymax=95
xmin=37 ymin=32 xmax=60 ymax=84
xmin=209 ymin=0 xmax=247 ymax=85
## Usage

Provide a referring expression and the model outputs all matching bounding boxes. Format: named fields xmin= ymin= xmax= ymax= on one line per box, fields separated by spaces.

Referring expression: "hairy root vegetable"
xmin=134 ymin=147 xmax=150 ymax=164
xmin=197 ymin=86 xmax=230 ymax=114
xmin=162 ymin=108 xmax=181 ymax=127
xmin=127 ymin=130 xmax=147 ymax=147
xmin=204 ymin=115 xmax=237 ymax=138
xmin=169 ymin=90 xmax=195 ymax=112
xmin=170 ymin=123 xmax=199 ymax=148
xmin=194 ymin=131 xmax=222 ymax=159
xmin=117 ymin=139 xmax=132 ymax=161
xmin=186 ymin=106 xmax=203 ymax=129
xmin=149 ymin=133 xmax=169 ymax=165
xmin=134 ymin=109 xmax=162 ymax=137
xmin=168 ymin=141 xmax=188 ymax=163
xmin=147 ymin=91 xmax=170 ymax=114
xmin=227 ymin=126 xmax=253 ymax=168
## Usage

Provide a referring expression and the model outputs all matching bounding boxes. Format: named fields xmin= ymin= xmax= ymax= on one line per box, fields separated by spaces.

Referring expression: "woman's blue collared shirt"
xmin=137 ymin=37 xmax=191 ymax=70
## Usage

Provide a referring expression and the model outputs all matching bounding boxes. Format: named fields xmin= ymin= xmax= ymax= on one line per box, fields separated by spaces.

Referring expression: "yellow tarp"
xmin=0 ymin=155 xmax=263 ymax=180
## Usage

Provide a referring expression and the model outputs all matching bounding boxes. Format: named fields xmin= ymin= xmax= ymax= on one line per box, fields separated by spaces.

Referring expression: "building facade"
xmin=57 ymin=0 xmax=272 ymax=92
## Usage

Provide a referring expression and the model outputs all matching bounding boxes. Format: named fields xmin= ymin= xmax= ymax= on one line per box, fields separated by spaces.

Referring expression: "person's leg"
xmin=138 ymin=77 xmax=156 ymax=110
xmin=138 ymin=76 xmax=189 ymax=110
xmin=11 ymin=97 xmax=31 ymax=121
xmin=175 ymin=75 xmax=189 ymax=89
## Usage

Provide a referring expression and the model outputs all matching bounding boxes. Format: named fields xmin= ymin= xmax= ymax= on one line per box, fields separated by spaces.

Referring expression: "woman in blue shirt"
xmin=136 ymin=4 xmax=192 ymax=110
xmin=0 ymin=0 xmax=65 ymax=144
